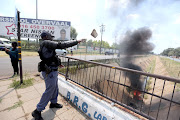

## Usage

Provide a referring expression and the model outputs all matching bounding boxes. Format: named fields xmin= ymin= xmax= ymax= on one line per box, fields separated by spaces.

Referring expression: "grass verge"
xmin=160 ymin=57 xmax=180 ymax=91
xmin=0 ymin=51 xmax=38 ymax=57
xmin=144 ymin=56 xmax=156 ymax=99
xmin=9 ymin=78 xmax=34 ymax=89
xmin=176 ymin=83 xmax=180 ymax=91
xmin=7 ymin=100 xmax=23 ymax=110
xmin=0 ymin=98 xmax=2 ymax=103
xmin=160 ymin=57 xmax=180 ymax=79
xmin=21 ymin=51 xmax=38 ymax=56
xmin=146 ymin=56 xmax=156 ymax=73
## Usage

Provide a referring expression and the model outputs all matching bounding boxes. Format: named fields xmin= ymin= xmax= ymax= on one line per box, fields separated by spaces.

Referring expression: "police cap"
xmin=41 ymin=31 xmax=54 ymax=39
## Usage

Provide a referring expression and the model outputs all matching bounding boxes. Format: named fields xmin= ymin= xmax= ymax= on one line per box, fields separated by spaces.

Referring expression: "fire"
xmin=133 ymin=90 xmax=142 ymax=100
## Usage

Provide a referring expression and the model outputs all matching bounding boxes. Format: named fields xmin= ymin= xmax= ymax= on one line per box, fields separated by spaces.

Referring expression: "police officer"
xmin=32 ymin=31 xmax=84 ymax=120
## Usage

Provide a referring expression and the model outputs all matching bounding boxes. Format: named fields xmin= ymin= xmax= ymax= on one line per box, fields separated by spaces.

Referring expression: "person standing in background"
xmin=5 ymin=42 xmax=19 ymax=77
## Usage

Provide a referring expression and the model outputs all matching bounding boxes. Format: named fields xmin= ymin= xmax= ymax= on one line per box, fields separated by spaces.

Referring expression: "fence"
xmin=58 ymin=56 xmax=180 ymax=120
xmin=73 ymin=45 xmax=118 ymax=55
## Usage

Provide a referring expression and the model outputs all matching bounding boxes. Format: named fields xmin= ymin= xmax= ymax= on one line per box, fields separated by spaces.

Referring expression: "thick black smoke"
xmin=120 ymin=27 xmax=154 ymax=91
xmin=120 ymin=27 xmax=154 ymax=55
xmin=124 ymin=63 xmax=143 ymax=90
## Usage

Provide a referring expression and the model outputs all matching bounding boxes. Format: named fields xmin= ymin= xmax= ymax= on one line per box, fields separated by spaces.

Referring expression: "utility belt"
xmin=38 ymin=61 xmax=58 ymax=74
xmin=38 ymin=56 xmax=61 ymax=74
xmin=50 ymin=69 xmax=58 ymax=71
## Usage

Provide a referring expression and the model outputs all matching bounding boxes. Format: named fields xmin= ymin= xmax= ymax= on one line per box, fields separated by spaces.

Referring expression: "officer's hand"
xmin=5 ymin=48 xmax=9 ymax=52
xmin=59 ymin=65 xmax=65 ymax=68
xmin=77 ymin=39 xmax=86 ymax=43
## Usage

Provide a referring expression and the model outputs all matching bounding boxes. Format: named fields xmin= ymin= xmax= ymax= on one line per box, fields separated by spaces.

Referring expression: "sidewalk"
xmin=0 ymin=73 xmax=87 ymax=120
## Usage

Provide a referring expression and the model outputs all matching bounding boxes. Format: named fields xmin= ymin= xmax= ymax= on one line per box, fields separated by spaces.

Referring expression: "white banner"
xmin=0 ymin=16 xmax=71 ymax=40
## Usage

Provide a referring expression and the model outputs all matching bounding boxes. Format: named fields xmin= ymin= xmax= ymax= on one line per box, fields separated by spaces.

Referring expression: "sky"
xmin=0 ymin=0 xmax=180 ymax=54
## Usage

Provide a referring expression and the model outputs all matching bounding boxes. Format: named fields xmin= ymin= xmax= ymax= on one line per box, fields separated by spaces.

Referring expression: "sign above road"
xmin=0 ymin=16 xmax=71 ymax=40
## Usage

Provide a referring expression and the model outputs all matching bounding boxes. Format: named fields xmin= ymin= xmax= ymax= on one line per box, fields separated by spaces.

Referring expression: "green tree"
xmin=87 ymin=39 xmax=93 ymax=46
xmin=174 ymin=47 xmax=180 ymax=57
xmin=161 ymin=48 xmax=174 ymax=56
xmin=70 ymin=26 xmax=78 ymax=39
xmin=102 ymin=41 xmax=110 ymax=48
xmin=161 ymin=47 xmax=180 ymax=57
xmin=92 ymin=40 xmax=99 ymax=47
xmin=168 ymin=51 xmax=174 ymax=56
xmin=91 ymin=40 xmax=110 ymax=48
xmin=111 ymin=43 xmax=119 ymax=49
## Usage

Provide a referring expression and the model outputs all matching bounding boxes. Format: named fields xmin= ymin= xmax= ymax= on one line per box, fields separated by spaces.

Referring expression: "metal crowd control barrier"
xmin=58 ymin=56 xmax=180 ymax=120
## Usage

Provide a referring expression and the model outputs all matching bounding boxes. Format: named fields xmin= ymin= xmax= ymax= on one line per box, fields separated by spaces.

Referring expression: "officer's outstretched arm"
xmin=56 ymin=41 xmax=78 ymax=49
xmin=42 ymin=39 xmax=84 ymax=50
xmin=42 ymin=40 xmax=58 ymax=49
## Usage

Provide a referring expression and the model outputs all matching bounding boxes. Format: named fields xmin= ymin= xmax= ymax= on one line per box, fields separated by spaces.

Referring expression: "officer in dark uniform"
xmin=32 ymin=31 xmax=84 ymax=120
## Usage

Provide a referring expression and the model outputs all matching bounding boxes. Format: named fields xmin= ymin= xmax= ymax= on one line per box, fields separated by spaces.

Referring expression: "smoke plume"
xmin=120 ymin=27 xmax=154 ymax=90
xmin=120 ymin=27 xmax=154 ymax=55
xmin=105 ymin=0 xmax=180 ymax=53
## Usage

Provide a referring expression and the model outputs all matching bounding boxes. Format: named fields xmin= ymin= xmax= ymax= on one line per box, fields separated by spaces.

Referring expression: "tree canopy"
xmin=81 ymin=39 xmax=111 ymax=48
xmin=70 ymin=26 xmax=78 ymax=39
xmin=80 ymin=39 xmax=122 ymax=49
xmin=161 ymin=47 xmax=180 ymax=57
xmin=111 ymin=43 xmax=119 ymax=49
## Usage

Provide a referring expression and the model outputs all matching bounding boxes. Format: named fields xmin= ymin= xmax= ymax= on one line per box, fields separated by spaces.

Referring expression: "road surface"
xmin=0 ymin=56 xmax=40 ymax=78
xmin=161 ymin=56 xmax=180 ymax=62
xmin=0 ymin=55 xmax=117 ymax=78
xmin=168 ymin=57 xmax=180 ymax=62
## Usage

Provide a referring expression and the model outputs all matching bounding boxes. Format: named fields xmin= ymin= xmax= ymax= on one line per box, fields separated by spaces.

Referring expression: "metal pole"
xmin=115 ymin=36 xmax=117 ymax=55
xmin=86 ymin=41 xmax=87 ymax=54
xmin=36 ymin=0 xmax=38 ymax=49
xmin=65 ymin=58 xmax=70 ymax=80
xmin=28 ymin=38 xmax=29 ymax=49
xmin=17 ymin=11 xmax=23 ymax=84
xmin=36 ymin=0 xmax=38 ymax=19
xmin=99 ymin=24 xmax=105 ymax=54
xmin=100 ymin=31 xmax=102 ymax=54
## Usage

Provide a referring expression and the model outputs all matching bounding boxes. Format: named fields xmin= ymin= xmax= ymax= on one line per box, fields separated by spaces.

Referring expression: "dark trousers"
xmin=37 ymin=71 xmax=58 ymax=111
xmin=11 ymin=60 xmax=19 ymax=75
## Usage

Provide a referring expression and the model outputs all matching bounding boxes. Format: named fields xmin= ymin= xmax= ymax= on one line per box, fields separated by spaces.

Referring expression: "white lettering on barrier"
xmin=66 ymin=91 xmax=107 ymax=120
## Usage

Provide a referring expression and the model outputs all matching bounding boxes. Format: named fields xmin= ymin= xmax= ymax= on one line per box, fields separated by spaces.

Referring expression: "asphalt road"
xmin=161 ymin=56 xmax=180 ymax=62
xmin=0 ymin=56 xmax=40 ymax=78
xmin=167 ymin=57 xmax=180 ymax=62
xmin=0 ymin=55 xmax=117 ymax=78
